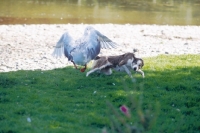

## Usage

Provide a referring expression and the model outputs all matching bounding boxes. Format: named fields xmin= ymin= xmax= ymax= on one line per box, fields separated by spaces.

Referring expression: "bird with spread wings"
xmin=52 ymin=26 xmax=119 ymax=72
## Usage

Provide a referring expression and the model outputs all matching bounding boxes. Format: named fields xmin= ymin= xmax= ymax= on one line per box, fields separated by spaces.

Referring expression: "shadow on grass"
xmin=0 ymin=62 xmax=200 ymax=132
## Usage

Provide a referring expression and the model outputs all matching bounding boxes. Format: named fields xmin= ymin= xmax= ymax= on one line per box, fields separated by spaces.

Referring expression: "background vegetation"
xmin=0 ymin=54 xmax=199 ymax=133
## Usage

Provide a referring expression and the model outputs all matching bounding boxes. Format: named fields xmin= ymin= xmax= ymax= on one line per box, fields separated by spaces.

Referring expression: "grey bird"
xmin=52 ymin=26 xmax=119 ymax=72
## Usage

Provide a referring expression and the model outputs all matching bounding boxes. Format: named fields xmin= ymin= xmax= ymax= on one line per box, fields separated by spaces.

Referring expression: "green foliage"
xmin=0 ymin=54 xmax=199 ymax=133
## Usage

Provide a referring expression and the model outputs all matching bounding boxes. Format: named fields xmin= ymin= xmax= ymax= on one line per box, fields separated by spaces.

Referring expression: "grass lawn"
xmin=0 ymin=54 xmax=200 ymax=133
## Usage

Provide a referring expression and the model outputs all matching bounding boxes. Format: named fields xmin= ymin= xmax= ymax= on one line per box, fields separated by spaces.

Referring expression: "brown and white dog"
xmin=86 ymin=52 xmax=145 ymax=78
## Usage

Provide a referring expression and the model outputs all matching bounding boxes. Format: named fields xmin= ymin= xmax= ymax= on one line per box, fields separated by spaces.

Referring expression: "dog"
xmin=86 ymin=52 xmax=145 ymax=79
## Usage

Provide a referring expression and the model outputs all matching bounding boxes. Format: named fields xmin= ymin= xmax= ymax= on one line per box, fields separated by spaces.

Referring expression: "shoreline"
xmin=0 ymin=24 xmax=200 ymax=72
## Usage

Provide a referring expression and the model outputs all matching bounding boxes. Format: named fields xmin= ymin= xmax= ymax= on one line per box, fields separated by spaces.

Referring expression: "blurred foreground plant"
xmin=103 ymin=83 xmax=159 ymax=133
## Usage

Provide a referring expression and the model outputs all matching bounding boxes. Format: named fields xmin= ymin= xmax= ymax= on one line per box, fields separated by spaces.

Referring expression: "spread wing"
xmin=94 ymin=30 xmax=119 ymax=49
xmin=52 ymin=32 xmax=73 ymax=59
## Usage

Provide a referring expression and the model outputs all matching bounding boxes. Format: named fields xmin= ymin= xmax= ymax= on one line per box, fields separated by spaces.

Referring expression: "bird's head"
xmin=84 ymin=26 xmax=94 ymax=35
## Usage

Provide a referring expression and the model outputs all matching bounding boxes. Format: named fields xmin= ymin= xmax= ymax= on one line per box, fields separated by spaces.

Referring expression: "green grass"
xmin=0 ymin=54 xmax=200 ymax=133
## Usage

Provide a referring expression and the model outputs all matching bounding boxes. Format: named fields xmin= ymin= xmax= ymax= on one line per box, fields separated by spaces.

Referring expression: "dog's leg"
xmin=86 ymin=63 xmax=112 ymax=77
xmin=102 ymin=68 xmax=112 ymax=75
xmin=122 ymin=65 xmax=136 ymax=82
xmin=122 ymin=65 xmax=133 ymax=78
xmin=136 ymin=69 xmax=145 ymax=78
xmin=86 ymin=68 xmax=100 ymax=77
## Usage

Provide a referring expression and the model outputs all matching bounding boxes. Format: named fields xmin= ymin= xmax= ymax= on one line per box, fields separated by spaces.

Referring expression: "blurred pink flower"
xmin=120 ymin=105 xmax=131 ymax=118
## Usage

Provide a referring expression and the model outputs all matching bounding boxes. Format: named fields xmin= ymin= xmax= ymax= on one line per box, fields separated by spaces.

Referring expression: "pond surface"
xmin=0 ymin=0 xmax=200 ymax=25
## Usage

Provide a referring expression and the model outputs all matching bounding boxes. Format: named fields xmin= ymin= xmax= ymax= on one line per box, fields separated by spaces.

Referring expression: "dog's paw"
xmin=86 ymin=73 xmax=89 ymax=77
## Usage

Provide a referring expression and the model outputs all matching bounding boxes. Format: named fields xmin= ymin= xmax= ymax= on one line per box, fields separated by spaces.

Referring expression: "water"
xmin=0 ymin=0 xmax=200 ymax=25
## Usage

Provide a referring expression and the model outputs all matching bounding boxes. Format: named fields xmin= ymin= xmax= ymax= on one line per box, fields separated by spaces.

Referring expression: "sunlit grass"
xmin=0 ymin=54 xmax=199 ymax=133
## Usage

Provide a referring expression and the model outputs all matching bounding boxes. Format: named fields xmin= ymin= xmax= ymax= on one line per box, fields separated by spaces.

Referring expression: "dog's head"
xmin=132 ymin=58 xmax=144 ymax=71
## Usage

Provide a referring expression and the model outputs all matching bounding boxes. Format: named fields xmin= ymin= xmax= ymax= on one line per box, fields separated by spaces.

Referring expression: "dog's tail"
xmin=133 ymin=48 xmax=139 ymax=53
xmin=94 ymin=56 xmax=100 ymax=60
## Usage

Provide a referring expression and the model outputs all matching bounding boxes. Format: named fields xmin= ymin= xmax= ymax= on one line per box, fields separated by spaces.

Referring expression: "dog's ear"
xmin=138 ymin=59 xmax=144 ymax=68
xmin=142 ymin=59 xmax=144 ymax=67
